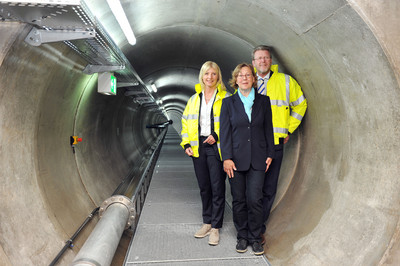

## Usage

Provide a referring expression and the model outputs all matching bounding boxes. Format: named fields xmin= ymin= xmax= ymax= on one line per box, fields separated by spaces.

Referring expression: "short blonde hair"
xmin=198 ymin=61 xmax=226 ymax=91
xmin=229 ymin=63 xmax=257 ymax=89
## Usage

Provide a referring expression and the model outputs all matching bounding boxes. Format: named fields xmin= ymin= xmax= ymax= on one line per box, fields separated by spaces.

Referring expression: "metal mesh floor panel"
xmin=124 ymin=129 xmax=270 ymax=265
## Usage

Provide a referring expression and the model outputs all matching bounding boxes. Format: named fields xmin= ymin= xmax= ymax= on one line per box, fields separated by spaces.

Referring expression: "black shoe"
xmin=251 ymin=241 xmax=264 ymax=256
xmin=236 ymin=238 xmax=248 ymax=253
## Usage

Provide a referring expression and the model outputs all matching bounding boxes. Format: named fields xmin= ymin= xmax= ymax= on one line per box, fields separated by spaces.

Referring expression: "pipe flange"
xmin=99 ymin=195 xmax=136 ymax=229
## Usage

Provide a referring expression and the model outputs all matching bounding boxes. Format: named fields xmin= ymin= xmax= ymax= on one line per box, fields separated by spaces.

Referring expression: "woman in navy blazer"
xmin=220 ymin=63 xmax=275 ymax=255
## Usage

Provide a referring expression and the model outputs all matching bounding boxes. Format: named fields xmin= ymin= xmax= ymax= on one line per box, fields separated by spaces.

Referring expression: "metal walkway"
xmin=124 ymin=128 xmax=270 ymax=265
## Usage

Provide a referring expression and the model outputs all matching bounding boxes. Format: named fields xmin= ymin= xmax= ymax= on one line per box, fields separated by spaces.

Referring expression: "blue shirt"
xmin=238 ymin=88 xmax=255 ymax=122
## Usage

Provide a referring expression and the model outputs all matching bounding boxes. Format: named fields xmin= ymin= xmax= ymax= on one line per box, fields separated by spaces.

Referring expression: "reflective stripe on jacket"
xmin=267 ymin=65 xmax=307 ymax=145
xmin=180 ymin=84 xmax=231 ymax=158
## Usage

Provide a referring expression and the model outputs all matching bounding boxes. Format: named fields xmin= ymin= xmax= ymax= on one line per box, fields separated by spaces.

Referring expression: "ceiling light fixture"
xmin=106 ymin=0 xmax=136 ymax=45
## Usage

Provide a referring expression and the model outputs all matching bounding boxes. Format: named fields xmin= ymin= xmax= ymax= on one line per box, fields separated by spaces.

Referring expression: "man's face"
xmin=252 ymin=50 xmax=272 ymax=76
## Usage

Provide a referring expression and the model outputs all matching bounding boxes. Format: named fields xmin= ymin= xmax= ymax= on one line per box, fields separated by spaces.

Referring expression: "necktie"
xmin=258 ymin=78 xmax=266 ymax=95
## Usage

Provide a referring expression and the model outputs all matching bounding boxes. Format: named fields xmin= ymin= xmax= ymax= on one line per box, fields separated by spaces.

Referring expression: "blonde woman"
xmin=181 ymin=61 xmax=230 ymax=245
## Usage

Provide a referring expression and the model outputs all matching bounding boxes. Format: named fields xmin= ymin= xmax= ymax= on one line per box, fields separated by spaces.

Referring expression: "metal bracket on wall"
xmin=0 ymin=1 xmax=126 ymax=70
xmin=0 ymin=0 xmax=158 ymax=106
xmin=25 ymin=28 xmax=96 ymax=46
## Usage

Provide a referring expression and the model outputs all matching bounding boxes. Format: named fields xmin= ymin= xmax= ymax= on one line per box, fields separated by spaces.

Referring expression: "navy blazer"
xmin=220 ymin=91 xmax=275 ymax=172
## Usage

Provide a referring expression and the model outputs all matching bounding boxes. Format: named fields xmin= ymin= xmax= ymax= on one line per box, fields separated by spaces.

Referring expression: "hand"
xmin=185 ymin=147 xmax=194 ymax=156
xmin=265 ymin=157 xmax=273 ymax=172
xmin=223 ymin=159 xmax=237 ymax=178
xmin=284 ymin=135 xmax=290 ymax=144
xmin=203 ymin=135 xmax=216 ymax=145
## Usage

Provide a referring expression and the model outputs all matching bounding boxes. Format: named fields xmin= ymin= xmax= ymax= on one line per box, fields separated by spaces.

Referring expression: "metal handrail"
xmin=132 ymin=131 xmax=166 ymax=200
xmin=50 ymin=128 xmax=167 ymax=265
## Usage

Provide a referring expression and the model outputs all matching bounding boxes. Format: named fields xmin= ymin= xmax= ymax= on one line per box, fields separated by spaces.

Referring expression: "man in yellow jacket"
xmin=252 ymin=45 xmax=307 ymax=240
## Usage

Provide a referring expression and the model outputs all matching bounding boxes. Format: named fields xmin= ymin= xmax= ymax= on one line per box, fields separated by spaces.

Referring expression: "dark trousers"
xmin=229 ymin=166 xmax=264 ymax=243
xmin=262 ymin=144 xmax=284 ymax=233
xmin=192 ymin=138 xmax=225 ymax=228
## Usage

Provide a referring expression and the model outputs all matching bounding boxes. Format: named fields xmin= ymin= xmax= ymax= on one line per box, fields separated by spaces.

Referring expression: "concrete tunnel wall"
xmin=0 ymin=0 xmax=399 ymax=265
xmin=0 ymin=24 xmax=164 ymax=265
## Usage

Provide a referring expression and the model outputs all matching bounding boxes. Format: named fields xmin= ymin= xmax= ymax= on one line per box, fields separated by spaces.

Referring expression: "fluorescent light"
xmin=106 ymin=0 xmax=136 ymax=45
xmin=151 ymin=83 xmax=157 ymax=93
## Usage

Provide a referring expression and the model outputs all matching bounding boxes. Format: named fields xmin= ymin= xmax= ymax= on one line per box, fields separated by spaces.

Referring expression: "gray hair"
xmin=252 ymin=45 xmax=272 ymax=60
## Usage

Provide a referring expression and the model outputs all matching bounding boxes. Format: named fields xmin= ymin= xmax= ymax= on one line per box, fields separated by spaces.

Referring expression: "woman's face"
xmin=202 ymin=67 xmax=218 ymax=89
xmin=236 ymin=66 xmax=254 ymax=90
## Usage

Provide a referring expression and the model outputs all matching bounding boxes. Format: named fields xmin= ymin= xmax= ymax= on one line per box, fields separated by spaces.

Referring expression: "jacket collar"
xmin=195 ymin=83 xmax=225 ymax=100
xmin=232 ymin=90 xmax=264 ymax=122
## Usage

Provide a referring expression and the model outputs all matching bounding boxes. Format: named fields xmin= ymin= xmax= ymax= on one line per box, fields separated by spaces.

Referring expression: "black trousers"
xmin=262 ymin=143 xmax=284 ymax=233
xmin=229 ymin=166 xmax=264 ymax=243
xmin=192 ymin=138 xmax=225 ymax=228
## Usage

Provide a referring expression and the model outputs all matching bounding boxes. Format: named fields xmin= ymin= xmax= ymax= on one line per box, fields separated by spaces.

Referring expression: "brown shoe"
xmin=194 ymin=224 xmax=211 ymax=238
xmin=208 ymin=228 xmax=219 ymax=245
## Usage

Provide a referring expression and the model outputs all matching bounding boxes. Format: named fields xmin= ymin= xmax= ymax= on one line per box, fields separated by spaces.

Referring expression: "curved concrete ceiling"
xmin=0 ymin=0 xmax=399 ymax=265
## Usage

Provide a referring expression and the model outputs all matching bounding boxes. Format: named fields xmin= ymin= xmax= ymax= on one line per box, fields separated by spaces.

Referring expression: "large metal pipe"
xmin=71 ymin=196 xmax=133 ymax=266
xmin=70 ymin=130 xmax=165 ymax=265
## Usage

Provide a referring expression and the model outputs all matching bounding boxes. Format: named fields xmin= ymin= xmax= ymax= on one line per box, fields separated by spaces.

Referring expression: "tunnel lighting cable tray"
xmin=0 ymin=0 xmax=156 ymax=105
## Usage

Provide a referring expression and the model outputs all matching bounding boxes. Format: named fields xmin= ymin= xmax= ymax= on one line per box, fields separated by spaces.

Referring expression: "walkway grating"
xmin=124 ymin=128 xmax=270 ymax=265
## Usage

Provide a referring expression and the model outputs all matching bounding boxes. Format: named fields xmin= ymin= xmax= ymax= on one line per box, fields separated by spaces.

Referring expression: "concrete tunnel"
xmin=0 ymin=0 xmax=399 ymax=265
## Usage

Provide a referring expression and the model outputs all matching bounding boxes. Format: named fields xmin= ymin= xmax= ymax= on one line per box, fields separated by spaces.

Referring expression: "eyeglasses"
xmin=253 ymin=56 xmax=271 ymax=61
xmin=237 ymin=74 xmax=252 ymax=79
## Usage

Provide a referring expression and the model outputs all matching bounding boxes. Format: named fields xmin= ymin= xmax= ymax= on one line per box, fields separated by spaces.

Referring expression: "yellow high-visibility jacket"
xmin=266 ymin=65 xmax=307 ymax=144
xmin=180 ymin=84 xmax=231 ymax=158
